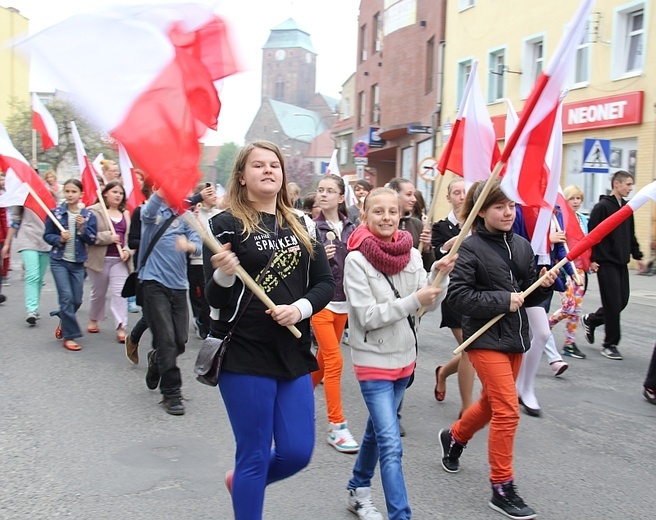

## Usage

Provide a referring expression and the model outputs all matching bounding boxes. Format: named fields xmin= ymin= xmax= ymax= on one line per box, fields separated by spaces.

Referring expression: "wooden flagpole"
xmin=181 ymin=212 xmax=303 ymax=339
xmin=96 ymin=188 xmax=117 ymax=236
xmin=23 ymin=182 xmax=65 ymax=233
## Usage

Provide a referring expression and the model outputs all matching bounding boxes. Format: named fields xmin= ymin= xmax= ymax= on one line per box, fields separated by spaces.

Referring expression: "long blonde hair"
xmin=227 ymin=141 xmax=314 ymax=256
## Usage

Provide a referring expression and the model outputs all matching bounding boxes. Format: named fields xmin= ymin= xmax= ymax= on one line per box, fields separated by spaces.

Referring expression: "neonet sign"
xmin=491 ymin=91 xmax=643 ymax=138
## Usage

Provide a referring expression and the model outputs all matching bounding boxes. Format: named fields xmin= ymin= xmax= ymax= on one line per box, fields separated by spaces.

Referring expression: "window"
xmin=358 ymin=91 xmax=366 ymax=128
xmin=373 ymin=13 xmax=383 ymax=54
xmin=359 ymin=24 xmax=368 ymax=62
xmin=425 ymin=37 xmax=435 ymax=94
xmin=487 ymin=48 xmax=505 ymax=103
xmin=341 ymin=97 xmax=351 ymax=119
xmin=573 ymin=22 xmax=591 ymax=85
xmin=612 ymin=4 xmax=645 ymax=77
xmin=274 ymin=76 xmax=284 ymax=100
xmin=456 ymin=59 xmax=473 ymax=108
xmin=521 ymin=35 xmax=544 ymax=98
xmin=371 ymin=84 xmax=380 ymax=124
xmin=458 ymin=0 xmax=475 ymax=12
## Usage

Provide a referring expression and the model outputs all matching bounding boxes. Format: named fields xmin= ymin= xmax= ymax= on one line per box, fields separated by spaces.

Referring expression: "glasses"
xmin=317 ymin=187 xmax=339 ymax=195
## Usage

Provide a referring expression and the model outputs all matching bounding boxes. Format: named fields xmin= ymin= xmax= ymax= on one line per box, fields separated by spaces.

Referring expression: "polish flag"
xmin=92 ymin=154 xmax=107 ymax=185
xmin=437 ymin=60 xmax=500 ymax=183
xmin=32 ymin=93 xmax=59 ymax=151
xmin=70 ymin=121 xmax=100 ymax=207
xmin=0 ymin=123 xmax=56 ymax=221
xmin=500 ymin=0 xmax=593 ymax=199
xmin=566 ymin=180 xmax=656 ymax=264
xmin=117 ymin=143 xmax=146 ymax=214
xmin=15 ymin=3 xmax=239 ymax=211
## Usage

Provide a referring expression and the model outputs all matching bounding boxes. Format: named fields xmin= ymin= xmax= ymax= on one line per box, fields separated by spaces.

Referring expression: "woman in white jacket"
xmin=343 ymin=187 xmax=455 ymax=520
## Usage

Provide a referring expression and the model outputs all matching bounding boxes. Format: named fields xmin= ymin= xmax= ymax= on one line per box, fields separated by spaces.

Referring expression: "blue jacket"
xmin=44 ymin=204 xmax=97 ymax=263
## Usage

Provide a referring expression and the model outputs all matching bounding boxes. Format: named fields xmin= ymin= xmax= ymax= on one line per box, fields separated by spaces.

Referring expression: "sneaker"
xmin=601 ymin=345 xmax=623 ymax=360
xmin=550 ymin=360 xmax=568 ymax=377
xmin=26 ymin=312 xmax=38 ymax=325
xmin=128 ymin=301 xmax=140 ymax=313
xmin=342 ymin=329 xmax=349 ymax=345
xmin=399 ymin=419 xmax=406 ymax=437
xmin=580 ymin=314 xmax=595 ymax=344
xmin=439 ymin=427 xmax=465 ymax=473
xmin=643 ymin=388 xmax=656 ymax=405
xmin=489 ymin=480 xmax=536 ymax=519
xmin=145 ymin=350 xmax=160 ymax=390
xmin=0 ymin=294 xmax=6 ymax=304
xmin=125 ymin=333 xmax=139 ymax=365
xmin=346 ymin=487 xmax=383 ymax=520
xmin=328 ymin=422 xmax=360 ymax=453
xmin=562 ymin=343 xmax=586 ymax=359
xmin=161 ymin=395 xmax=185 ymax=415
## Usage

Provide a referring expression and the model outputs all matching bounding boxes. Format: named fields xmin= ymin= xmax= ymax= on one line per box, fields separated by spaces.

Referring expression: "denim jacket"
xmin=44 ymin=204 xmax=97 ymax=263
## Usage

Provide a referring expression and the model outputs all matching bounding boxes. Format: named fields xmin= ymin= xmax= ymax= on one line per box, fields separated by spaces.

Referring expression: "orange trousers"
xmin=451 ymin=349 xmax=523 ymax=483
xmin=311 ymin=308 xmax=348 ymax=425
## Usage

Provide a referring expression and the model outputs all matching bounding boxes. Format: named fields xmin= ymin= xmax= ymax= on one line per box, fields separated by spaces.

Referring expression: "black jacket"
xmin=589 ymin=195 xmax=642 ymax=266
xmin=447 ymin=223 xmax=552 ymax=354
xmin=431 ymin=217 xmax=459 ymax=259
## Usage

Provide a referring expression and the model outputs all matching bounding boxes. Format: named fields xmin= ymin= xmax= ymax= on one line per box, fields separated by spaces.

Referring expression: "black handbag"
xmin=121 ymin=214 xmax=177 ymax=304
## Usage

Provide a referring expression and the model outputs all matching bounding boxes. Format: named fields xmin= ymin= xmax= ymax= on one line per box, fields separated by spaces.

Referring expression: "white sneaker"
xmin=550 ymin=360 xmax=569 ymax=377
xmin=347 ymin=487 xmax=383 ymax=520
xmin=328 ymin=422 xmax=360 ymax=453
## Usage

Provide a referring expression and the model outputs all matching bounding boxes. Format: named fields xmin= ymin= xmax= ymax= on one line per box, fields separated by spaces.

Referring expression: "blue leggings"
xmin=219 ymin=370 xmax=315 ymax=520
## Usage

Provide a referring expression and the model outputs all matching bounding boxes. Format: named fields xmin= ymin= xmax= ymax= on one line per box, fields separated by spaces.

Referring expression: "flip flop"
xmin=434 ymin=365 xmax=446 ymax=402
xmin=55 ymin=321 xmax=63 ymax=340
xmin=87 ymin=325 xmax=100 ymax=333
xmin=63 ymin=340 xmax=82 ymax=351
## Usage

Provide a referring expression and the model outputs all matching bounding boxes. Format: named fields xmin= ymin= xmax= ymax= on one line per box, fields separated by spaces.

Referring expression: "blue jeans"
xmin=349 ymin=376 xmax=411 ymax=520
xmin=219 ymin=371 xmax=315 ymax=520
xmin=49 ymin=258 xmax=86 ymax=340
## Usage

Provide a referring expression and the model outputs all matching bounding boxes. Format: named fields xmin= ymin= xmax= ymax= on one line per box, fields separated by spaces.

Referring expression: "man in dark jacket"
xmin=581 ymin=170 xmax=644 ymax=361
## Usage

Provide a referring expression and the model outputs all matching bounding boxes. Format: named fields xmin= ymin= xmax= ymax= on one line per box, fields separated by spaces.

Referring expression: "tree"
xmin=214 ymin=142 xmax=239 ymax=188
xmin=4 ymin=97 xmax=115 ymax=172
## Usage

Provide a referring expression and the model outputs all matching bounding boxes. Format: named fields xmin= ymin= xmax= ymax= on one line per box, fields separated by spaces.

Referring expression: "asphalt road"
xmin=1 ymin=260 xmax=655 ymax=519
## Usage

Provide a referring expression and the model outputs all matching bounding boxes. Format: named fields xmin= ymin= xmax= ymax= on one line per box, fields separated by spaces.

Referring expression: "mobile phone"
xmin=205 ymin=182 xmax=211 ymax=188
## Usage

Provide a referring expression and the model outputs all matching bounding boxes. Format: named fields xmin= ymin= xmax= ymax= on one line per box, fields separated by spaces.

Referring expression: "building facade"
xmin=0 ymin=7 xmax=29 ymax=124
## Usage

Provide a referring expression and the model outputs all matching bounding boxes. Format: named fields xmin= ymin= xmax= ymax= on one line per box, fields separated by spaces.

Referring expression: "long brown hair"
xmin=227 ymin=141 xmax=314 ymax=256
xmin=101 ymin=180 xmax=126 ymax=212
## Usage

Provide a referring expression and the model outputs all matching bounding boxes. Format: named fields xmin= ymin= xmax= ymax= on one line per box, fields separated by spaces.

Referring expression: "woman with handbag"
xmin=204 ymin=141 xmax=334 ymax=520
xmin=85 ymin=181 xmax=132 ymax=343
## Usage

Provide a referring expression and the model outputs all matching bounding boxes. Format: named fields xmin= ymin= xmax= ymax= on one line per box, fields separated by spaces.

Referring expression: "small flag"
xmin=32 ymin=93 xmax=59 ymax=151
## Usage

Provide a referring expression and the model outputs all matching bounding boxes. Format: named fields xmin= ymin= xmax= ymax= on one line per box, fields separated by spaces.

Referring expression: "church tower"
xmin=261 ymin=18 xmax=317 ymax=108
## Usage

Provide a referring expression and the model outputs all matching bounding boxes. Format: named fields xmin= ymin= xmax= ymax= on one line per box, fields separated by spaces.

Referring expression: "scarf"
xmin=348 ymin=225 xmax=413 ymax=275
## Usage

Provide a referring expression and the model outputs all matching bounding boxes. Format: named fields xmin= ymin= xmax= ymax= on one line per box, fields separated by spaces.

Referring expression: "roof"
xmin=262 ymin=18 xmax=316 ymax=54
xmin=269 ymin=99 xmax=327 ymax=142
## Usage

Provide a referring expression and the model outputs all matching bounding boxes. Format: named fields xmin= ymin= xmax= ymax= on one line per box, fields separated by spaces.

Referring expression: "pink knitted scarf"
xmin=349 ymin=226 xmax=413 ymax=275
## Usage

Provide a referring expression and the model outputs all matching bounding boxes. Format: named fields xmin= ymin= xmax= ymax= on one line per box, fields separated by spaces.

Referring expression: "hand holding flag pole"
xmin=96 ymin=189 xmax=117 ymax=236
xmin=181 ymin=212 xmax=303 ymax=339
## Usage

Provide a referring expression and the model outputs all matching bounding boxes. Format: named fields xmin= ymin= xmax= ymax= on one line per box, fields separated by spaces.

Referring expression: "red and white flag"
xmin=437 ymin=60 xmax=500 ymax=183
xmin=499 ymin=0 xmax=593 ymax=202
xmin=566 ymin=180 xmax=656 ymax=264
xmin=92 ymin=154 xmax=107 ymax=185
xmin=327 ymin=149 xmax=357 ymax=208
xmin=32 ymin=93 xmax=59 ymax=151
xmin=556 ymin=188 xmax=590 ymax=271
xmin=70 ymin=121 xmax=100 ymax=207
xmin=0 ymin=123 xmax=56 ymax=220
xmin=16 ymin=3 xmax=239 ymax=211
xmin=117 ymin=142 xmax=146 ymax=213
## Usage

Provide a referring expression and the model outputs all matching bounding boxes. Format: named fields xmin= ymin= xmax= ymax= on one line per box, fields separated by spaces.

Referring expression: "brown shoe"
xmin=125 ymin=332 xmax=139 ymax=365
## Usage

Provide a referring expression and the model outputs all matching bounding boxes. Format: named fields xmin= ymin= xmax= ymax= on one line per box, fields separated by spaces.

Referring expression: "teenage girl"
xmin=439 ymin=180 xmax=556 ymax=520
xmin=311 ymin=174 xmax=358 ymax=453
xmin=343 ymin=187 xmax=454 ymax=520
xmin=44 ymin=179 xmax=97 ymax=351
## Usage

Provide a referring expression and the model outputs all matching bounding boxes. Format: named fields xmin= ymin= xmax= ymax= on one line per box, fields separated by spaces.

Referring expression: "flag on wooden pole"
xmin=32 ymin=93 xmax=59 ymax=151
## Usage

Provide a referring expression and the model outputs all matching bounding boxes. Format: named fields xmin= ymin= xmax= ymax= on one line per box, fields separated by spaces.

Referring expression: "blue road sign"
xmin=582 ymin=138 xmax=611 ymax=174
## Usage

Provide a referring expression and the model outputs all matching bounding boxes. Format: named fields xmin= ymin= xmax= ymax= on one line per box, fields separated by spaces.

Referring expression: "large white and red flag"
xmin=32 ymin=93 xmax=59 ymax=151
xmin=566 ymin=180 xmax=656 ymax=264
xmin=0 ymin=123 xmax=56 ymax=220
xmin=15 ymin=3 xmax=239 ymax=211
xmin=117 ymin=142 xmax=146 ymax=213
xmin=70 ymin=121 xmax=100 ymax=207
xmin=326 ymin=149 xmax=357 ymax=207
xmin=437 ymin=60 xmax=500 ymax=183
xmin=499 ymin=0 xmax=594 ymax=205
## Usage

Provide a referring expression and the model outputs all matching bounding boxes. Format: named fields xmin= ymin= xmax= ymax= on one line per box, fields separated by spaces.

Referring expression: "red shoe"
xmin=55 ymin=321 xmax=63 ymax=340
xmin=434 ymin=366 xmax=446 ymax=402
xmin=224 ymin=469 xmax=234 ymax=495
xmin=63 ymin=340 xmax=82 ymax=351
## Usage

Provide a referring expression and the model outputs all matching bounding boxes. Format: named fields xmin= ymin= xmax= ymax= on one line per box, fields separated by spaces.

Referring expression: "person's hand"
xmin=442 ymin=236 xmax=458 ymax=252
xmin=210 ymin=242 xmax=239 ymax=276
xmin=415 ymin=285 xmax=444 ymax=307
xmin=324 ymin=243 xmax=336 ymax=260
xmin=549 ymin=230 xmax=566 ymax=243
xmin=60 ymin=230 xmax=71 ymax=243
xmin=539 ymin=266 xmax=558 ymax=288
xmin=266 ymin=304 xmax=301 ymax=327
xmin=200 ymin=186 xmax=214 ymax=201
xmin=119 ymin=249 xmax=131 ymax=262
xmin=589 ymin=261 xmax=599 ymax=273
xmin=175 ymin=235 xmax=196 ymax=254
xmin=111 ymin=233 xmax=121 ymax=244
xmin=637 ymin=260 xmax=646 ymax=272
xmin=1 ymin=243 xmax=10 ymax=259
xmin=419 ymin=227 xmax=432 ymax=246
xmin=432 ymin=253 xmax=457 ymax=276
xmin=75 ymin=214 xmax=85 ymax=230
xmin=509 ymin=292 xmax=524 ymax=312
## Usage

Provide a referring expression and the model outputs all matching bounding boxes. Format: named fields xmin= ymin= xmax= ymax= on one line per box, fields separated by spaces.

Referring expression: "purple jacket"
xmin=314 ymin=212 xmax=356 ymax=302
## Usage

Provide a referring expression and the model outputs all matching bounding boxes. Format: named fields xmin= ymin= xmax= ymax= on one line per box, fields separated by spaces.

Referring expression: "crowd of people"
xmin=1 ymin=148 xmax=655 ymax=520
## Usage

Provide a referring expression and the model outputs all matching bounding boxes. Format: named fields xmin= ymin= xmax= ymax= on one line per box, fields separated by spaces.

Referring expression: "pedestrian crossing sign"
xmin=582 ymin=138 xmax=611 ymax=174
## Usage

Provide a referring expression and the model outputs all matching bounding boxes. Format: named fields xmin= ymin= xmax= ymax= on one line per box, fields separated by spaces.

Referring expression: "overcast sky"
xmin=3 ymin=0 xmax=359 ymax=145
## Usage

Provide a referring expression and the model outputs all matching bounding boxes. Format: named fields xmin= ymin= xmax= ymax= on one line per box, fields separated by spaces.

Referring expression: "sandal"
xmin=117 ymin=331 xmax=126 ymax=344
xmin=55 ymin=321 xmax=63 ymax=340
xmin=87 ymin=324 xmax=100 ymax=333
xmin=434 ymin=365 xmax=446 ymax=402
xmin=63 ymin=340 xmax=82 ymax=351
